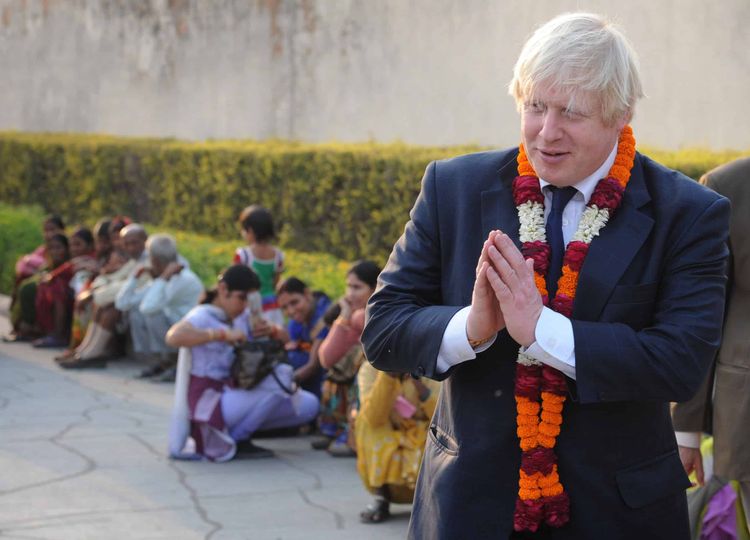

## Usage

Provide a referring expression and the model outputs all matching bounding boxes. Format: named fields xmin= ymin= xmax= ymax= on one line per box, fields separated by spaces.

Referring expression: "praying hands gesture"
xmin=467 ymin=230 xmax=544 ymax=348
xmin=466 ymin=231 xmax=506 ymax=343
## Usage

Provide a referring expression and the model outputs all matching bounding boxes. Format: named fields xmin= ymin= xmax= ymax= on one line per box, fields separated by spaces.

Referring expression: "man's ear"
xmin=616 ymin=109 xmax=633 ymax=130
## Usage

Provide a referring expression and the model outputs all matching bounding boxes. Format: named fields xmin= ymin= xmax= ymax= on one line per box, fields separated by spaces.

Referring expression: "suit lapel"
xmin=482 ymin=152 xmax=521 ymax=249
xmin=573 ymin=154 xmax=654 ymax=321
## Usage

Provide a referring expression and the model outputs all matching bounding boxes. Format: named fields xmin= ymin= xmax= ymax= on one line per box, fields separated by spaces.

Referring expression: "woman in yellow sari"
xmin=355 ymin=362 xmax=440 ymax=523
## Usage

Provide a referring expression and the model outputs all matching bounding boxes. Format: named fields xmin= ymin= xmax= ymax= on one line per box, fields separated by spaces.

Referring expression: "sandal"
xmin=136 ymin=364 xmax=165 ymax=379
xmin=327 ymin=438 xmax=356 ymax=458
xmin=54 ymin=350 xmax=76 ymax=364
xmin=234 ymin=440 xmax=275 ymax=459
xmin=359 ymin=498 xmax=390 ymax=523
xmin=310 ymin=436 xmax=334 ymax=450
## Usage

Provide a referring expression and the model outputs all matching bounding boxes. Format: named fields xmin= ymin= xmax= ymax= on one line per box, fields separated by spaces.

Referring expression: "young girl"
xmin=233 ymin=205 xmax=285 ymax=326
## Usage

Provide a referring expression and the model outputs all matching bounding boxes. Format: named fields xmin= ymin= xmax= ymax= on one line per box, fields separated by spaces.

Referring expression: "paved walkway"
xmin=0 ymin=298 xmax=410 ymax=539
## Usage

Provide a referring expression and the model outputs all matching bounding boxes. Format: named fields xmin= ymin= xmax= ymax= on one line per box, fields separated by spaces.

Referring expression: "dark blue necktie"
xmin=545 ymin=186 xmax=577 ymax=300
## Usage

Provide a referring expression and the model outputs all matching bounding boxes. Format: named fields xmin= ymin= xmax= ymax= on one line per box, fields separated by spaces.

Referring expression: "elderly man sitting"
xmin=117 ymin=233 xmax=203 ymax=381
xmin=58 ymin=223 xmax=149 ymax=369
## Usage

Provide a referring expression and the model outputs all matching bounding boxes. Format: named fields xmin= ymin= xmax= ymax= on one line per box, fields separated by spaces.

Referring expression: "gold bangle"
xmin=468 ymin=334 xmax=494 ymax=348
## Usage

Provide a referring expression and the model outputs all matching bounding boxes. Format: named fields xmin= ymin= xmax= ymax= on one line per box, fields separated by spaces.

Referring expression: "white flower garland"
xmin=571 ymin=206 xmax=610 ymax=244
xmin=518 ymin=201 xmax=546 ymax=243
xmin=514 ymin=201 xmax=609 ymax=365
xmin=517 ymin=351 xmax=542 ymax=367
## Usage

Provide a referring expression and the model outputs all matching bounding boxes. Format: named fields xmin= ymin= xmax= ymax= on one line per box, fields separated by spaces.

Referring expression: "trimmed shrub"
xmin=1 ymin=132 xmax=747 ymax=266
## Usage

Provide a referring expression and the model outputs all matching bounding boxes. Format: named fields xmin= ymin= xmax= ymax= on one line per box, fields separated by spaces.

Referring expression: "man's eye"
xmin=528 ymin=102 xmax=545 ymax=113
xmin=563 ymin=108 xmax=586 ymax=119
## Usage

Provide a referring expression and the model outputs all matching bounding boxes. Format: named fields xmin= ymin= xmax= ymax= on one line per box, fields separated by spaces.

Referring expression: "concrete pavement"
xmin=0 ymin=298 xmax=410 ymax=539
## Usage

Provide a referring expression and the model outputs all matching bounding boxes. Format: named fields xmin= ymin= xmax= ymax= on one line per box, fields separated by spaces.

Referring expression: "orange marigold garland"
xmin=512 ymin=126 xmax=636 ymax=532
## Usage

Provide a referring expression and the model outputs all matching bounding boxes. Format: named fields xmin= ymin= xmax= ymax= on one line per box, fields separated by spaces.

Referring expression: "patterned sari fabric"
xmin=34 ymin=262 xmax=74 ymax=335
xmin=318 ymin=378 xmax=358 ymax=439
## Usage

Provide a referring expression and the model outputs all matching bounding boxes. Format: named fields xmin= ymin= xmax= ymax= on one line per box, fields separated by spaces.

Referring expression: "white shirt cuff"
xmin=675 ymin=431 xmax=701 ymax=448
xmin=521 ymin=307 xmax=576 ymax=379
xmin=435 ymin=306 xmax=496 ymax=374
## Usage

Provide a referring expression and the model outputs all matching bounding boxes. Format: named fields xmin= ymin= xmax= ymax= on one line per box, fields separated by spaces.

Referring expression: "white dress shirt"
xmin=436 ymin=143 xmax=619 ymax=376
xmin=139 ymin=266 xmax=204 ymax=324
xmin=112 ymin=251 xmax=152 ymax=311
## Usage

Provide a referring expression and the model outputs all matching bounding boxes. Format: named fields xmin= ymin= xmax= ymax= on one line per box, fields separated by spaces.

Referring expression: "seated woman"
xmin=5 ymin=215 xmax=66 ymax=342
xmin=13 ymin=214 xmax=66 ymax=283
xmin=316 ymin=260 xmax=381 ymax=456
xmin=58 ymin=219 xmax=114 ymax=359
xmin=166 ymin=265 xmax=319 ymax=462
xmin=275 ymin=277 xmax=332 ymax=399
xmin=67 ymin=226 xmax=97 ymax=297
xmin=355 ymin=364 xmax=441 ymax=524
xmin=33 ymin=231 xmax=95 ymax=347
xmin=11 ymin=233 xmax=71 ymax=343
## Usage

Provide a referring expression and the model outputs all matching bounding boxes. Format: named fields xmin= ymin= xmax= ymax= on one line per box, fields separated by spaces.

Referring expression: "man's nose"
xmin=539 ymin=110 xmax=563 ymax=141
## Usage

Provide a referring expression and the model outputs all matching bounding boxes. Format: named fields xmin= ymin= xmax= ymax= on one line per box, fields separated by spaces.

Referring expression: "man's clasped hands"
xmin=466 ymin=230 xmax=544 ymax=348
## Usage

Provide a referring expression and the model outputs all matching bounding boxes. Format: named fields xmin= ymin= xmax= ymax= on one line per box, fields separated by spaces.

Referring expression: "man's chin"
xmin=534 ymin=167 xmax=574 ymax=187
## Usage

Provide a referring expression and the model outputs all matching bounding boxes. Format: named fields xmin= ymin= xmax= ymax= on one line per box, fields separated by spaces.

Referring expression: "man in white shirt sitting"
xmin=118 ymin=233 xmax=203 ymax=380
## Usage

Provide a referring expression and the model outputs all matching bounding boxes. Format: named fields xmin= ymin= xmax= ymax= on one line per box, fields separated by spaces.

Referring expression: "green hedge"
xmin=0 ymin=204 xmax=45 ymax=294
xmin=0 ymin=132 xmax=478 ymax=265
xmin=637 ymin=146 xmax=750 ymax=182
xmin=1 ymin=132 xmax=748 ymax=265
xmin=0 ymin=203 xmax=349 ymax=298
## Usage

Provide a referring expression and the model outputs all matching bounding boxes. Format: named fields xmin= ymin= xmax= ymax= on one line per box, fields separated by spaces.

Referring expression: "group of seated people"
xmin=7 ymin=214 xmax=204 ymax=378
xmin=7 ymin=206 xmax=442 ymax=524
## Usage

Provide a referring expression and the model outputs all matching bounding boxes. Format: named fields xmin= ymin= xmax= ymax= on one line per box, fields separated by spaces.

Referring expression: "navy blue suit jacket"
xmin=361 ymin=148 xmax=730 ymax=539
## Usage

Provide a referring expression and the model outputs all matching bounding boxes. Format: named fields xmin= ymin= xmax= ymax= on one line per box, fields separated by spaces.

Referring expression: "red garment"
xmin=34 ymin=262 xmax=74 ymax=335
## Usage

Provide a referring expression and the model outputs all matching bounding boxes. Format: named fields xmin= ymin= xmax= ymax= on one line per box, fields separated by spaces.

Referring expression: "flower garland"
xmin=511 ymin=125 xmax=636 ymax=532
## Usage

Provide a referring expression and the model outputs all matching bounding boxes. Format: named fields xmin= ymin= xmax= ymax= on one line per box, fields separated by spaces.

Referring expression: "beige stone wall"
xmin=0 ymin=0 xmax=747 ymax=149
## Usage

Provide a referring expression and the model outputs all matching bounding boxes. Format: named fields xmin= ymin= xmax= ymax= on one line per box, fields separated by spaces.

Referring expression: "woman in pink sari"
xmin=32 ymin=234 xmax=75 ymax=348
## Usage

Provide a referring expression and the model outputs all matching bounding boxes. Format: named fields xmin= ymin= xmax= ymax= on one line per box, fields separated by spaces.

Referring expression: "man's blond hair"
xmin=509 ymin=12 xmax=644 ymax=126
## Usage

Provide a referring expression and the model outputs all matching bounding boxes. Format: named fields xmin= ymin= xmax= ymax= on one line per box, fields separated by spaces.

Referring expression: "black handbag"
xmin=231 ymin=339 xmax=294 ymax=394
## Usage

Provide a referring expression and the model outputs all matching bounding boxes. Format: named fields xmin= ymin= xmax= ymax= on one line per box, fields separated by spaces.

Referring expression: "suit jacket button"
xmin=416 ymin=366 xmax=425 ymax=377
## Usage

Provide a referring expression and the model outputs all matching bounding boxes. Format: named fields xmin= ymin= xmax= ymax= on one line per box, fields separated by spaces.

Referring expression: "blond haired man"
xmin=363 ymin=13 xmax=730 ymax=539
